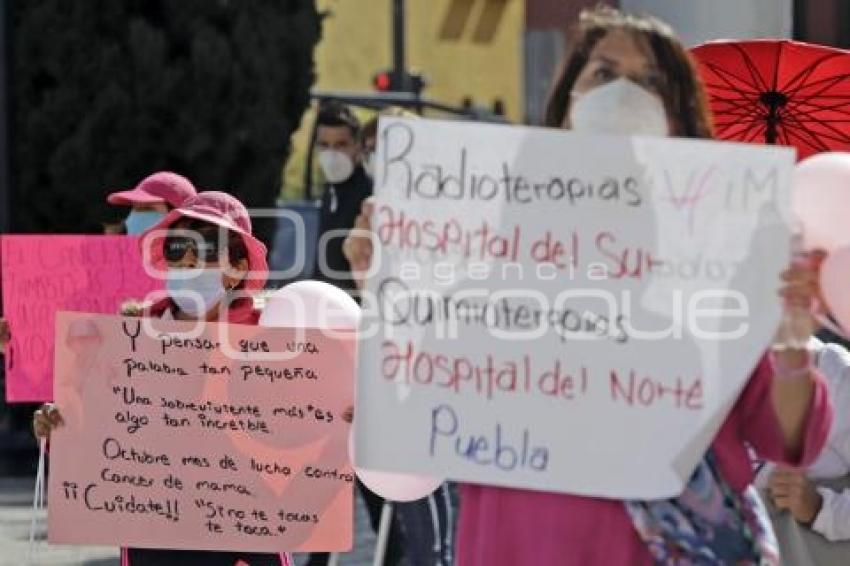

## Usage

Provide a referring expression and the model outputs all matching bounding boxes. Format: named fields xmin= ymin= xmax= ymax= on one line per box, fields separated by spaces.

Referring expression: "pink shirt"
xmin=456 ymin=356 xmax=833 ymax=566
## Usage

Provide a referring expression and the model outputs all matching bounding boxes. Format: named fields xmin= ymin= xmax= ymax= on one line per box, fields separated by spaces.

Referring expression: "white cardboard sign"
xmin=354 ymin=117 xmax=795 ymax=499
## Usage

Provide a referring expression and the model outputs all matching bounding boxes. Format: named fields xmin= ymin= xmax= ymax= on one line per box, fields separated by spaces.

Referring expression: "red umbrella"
xmin=691 ymin=39 xmax=850 ymax=159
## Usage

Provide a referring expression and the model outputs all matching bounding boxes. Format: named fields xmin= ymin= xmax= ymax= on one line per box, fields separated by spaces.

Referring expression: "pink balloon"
xmin=820 ymin=246 xmax=850 ymax=334
xmin=794 ymin=152 xmax=850 ymax=251
xmin=348 ymin=431 xmax=443 ymax=502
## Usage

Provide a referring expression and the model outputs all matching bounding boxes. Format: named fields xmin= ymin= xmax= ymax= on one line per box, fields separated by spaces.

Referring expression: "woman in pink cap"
xmin=33 ymin=192 xmax=291 ymax=566
xmin=0 ymin=171 xmax=198 ymax=354
xmin=106 ymin=171 xmax=197 ymax=235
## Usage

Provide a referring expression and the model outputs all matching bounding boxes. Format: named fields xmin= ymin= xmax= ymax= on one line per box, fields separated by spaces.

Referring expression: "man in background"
xmin=307 ymin=101 xmax=405 ymax=566
xmin=312 ymin=101 xmax=373 ymax=295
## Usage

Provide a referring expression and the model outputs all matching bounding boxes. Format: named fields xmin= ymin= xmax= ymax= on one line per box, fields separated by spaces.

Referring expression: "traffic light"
xmin=373 ymin=70 xmax=396 ymax=92
xmin=372 ymin=69 xmax=427 ymax=95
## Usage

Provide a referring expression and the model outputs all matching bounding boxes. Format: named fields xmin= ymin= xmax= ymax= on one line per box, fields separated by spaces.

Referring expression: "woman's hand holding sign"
xmin=771 ymin=248 xmax=827 ymax=459
xmin=343 ymin=197 xmax=375 ymax=293
xmin=33 ymin=403 xmax=64 ymax=440
xmin=768 ymin=466 xmax=823 ymax=525
xmin=0 ymin=318 xmax=10 ymax=354
xmin=778 ymin=250 xmax=826 ymax=313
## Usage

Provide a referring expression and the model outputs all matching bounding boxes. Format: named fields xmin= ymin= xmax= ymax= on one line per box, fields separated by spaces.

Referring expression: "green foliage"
xmin=8 ymin=0 xmax=321 ymax=245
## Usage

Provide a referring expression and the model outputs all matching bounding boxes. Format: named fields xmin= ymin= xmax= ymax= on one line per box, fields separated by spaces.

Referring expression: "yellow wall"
xmin=282 ymin=0 xmax=524 ymax=199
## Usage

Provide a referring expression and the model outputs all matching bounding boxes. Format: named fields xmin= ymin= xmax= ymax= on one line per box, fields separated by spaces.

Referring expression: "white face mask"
xmin=362 ymin=152 xmax=375 ymax=179
xmin=166 ymin=267 xmax=226 ymax=317
xmin=569 ymin=78 xmax=669 ymax=137
xmin=318 ymin=150 xmax=355 ymax=184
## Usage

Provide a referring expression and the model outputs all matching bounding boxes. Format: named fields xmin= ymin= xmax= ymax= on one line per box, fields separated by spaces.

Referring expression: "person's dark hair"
xmin=360 ymin=116 xmax=379 ymax=146
xmin=359 ymin=107 xmax=417 ymax=146
xmin=544 ymin=6 xmax=713 ymax=139
xmin=316 ymin=100 xmax=361 ymax=137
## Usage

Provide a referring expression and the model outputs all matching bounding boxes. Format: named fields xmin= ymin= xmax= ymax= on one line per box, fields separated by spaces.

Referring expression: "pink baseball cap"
xmin=142 ymin=191 xmax=269 ymax=291
xmin=107 ymin=171 xmax=197 ymax=208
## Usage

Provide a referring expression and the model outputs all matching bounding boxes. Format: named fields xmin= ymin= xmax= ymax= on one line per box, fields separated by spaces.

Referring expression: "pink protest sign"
xmin=48 ymin=312 xmax=355 ymax=553
xmin=1 ymin=235 xmax=162 ymax=402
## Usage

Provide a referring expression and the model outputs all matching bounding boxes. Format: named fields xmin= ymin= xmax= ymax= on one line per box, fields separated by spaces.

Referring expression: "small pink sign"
xmin=1 ymin=235 xmax=163 ymax=402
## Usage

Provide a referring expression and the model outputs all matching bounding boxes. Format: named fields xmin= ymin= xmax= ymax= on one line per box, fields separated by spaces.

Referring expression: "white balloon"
xmin=261 ymin=282 xmax=444 ymax=501
xmin=259 ymin=280 xmax=360 ymax=328
xmin=258 ymin=280 xmax=359 ymax=444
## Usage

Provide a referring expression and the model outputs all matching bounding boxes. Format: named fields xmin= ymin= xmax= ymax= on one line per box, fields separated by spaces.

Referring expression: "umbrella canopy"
xmin=691 ymin=39 xmax=850 ymax=159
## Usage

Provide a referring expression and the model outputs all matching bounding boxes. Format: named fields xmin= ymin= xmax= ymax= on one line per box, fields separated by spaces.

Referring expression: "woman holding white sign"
xmin=343 ymin=6 xmax=832 ymax=566
xmin=34 ymin=192 xmax=293 ymax=566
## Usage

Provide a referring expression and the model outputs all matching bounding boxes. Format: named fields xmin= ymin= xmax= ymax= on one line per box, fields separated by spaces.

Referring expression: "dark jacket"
xmin=313 ymin=166 xmax=372 ymax=294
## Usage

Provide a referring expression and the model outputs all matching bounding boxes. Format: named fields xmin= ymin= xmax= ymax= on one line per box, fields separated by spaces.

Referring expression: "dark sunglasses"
xmin=163 ymin=234 xmax=223 ymax=263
